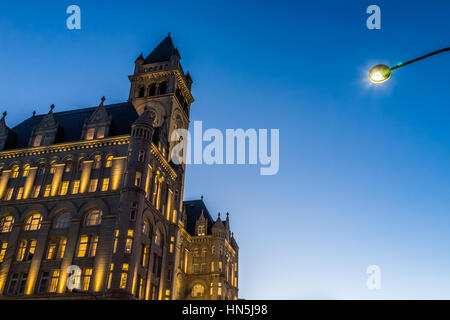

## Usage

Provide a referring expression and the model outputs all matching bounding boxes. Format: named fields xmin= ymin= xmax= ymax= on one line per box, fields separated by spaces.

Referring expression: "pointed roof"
xmin=36 ymin=104 xmax=59 ymax=130
xmin=143 ymin=34 xmax=177 ymax=64
xmin=86 ymin=97 xmax=111 ymax=125
xmin=0 ymin=112 xmax=9 ymax=136
xmin=183 ymin=199 xmax=215 ymax=236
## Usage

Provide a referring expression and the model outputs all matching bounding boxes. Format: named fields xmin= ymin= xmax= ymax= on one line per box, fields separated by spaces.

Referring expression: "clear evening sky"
xmin=0 ymin=0 xmax=449 ymax=299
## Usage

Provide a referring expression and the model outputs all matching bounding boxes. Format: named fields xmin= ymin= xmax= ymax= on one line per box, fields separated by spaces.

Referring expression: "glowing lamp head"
xmin=369 ymin=64 xmax=391 ymax=83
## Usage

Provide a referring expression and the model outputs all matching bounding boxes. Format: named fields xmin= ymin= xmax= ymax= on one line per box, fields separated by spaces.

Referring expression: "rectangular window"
xmin=86 ymin=128 xmax=95 ymax=140
xmin=17 ymin=240 xmax=27 ymax=261
xmin=57 ymin=238 xmax=67 ymax=259
xmin=38 ymin=272 xmax=49 ymax=293
xmin=135 ymin=172 xmax=142 ymax=187
xmin=107 ymin=264 xmax=114 ymax=289
xmin=218 ymin=261 xmax=223 ymax=272
xmin=101 ymin=178 xmax=110 ymax=191
xmin=218 ymin=282 xmax=222 ymax=296
xmin=81 ymin=268 xmax=93 ymax=291
xmin=18 ymin=273 xmax=28 ymax=295
xmin=96 ymin=126 xmax=105 ymax=139
xmin=16 ymin=187 xmax=24 ymax=200
xmin=0 ymin=241 xmax=8 ymax=263
xmin=27 ymin=240 xmax=37 ymax=261
xmin=7 ymin=273 xmax=19 ymax=295
xmin=49 ymin=270 xmax=60 ymax=293
xmin=193 ymin=264 xmax=199 ymax=273
xmin=59 ymin=181 xmax=69 ymax=195
xmin=44 ymin=184 xmax=51 ymax=197
xmin=120 ymin=264 xmax=129 ymax=289
xmin=166 ymin=189 xmax=173 ymax=221
xmin=46 ymin=240 xmax=57 ymax=260
xmin=89 ymin=235 xmax=98 ymax=257
xmin=77 ymin=235 xmax=89 ymax=258
xmin=32 ymin=185 xmax=41 ymax=198
xmin=89 ymin=179 xmax=98 ymax=192
xmin=113 ymin=230 xmax=119 ymax=254
xmin=33 ymin=135 xmax=43 ymax=147
xmin=125 ymin=230 xmax=133 ymax=254
xmin=72 ymin=180 xmax=80 ymax=194
xmin=211 ymin=261 xmax=215 ymax=272
xmin=5 ymin=188 xmax=13 ymax=200
xmin=141 ymin=246 xmax=150 ymax=268
xmin=169 ymin=236 xmax=174 ymax=253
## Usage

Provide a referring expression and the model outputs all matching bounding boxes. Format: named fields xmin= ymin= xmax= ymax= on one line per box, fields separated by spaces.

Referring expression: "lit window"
xmin=86 ymin=128 xmax=95 ymax=140
xmin=17 ymin=240 xmax=27 ymax=261
xmin=57 ymin=238 xmax=67 ymax=259
xmin=81 ymin=268 xmax=93 ymax=291
xmin=33 ymin=135 xmax=43 ymax=147
xmin=55 ymin=212 xmax=71 ymax=229
xmin=142 ymin=219 xmax=150 ymax=236
xmin=59 ymin=181 xmax=69 ymax=195
xmin=101 ymin=178 xmax=110 ymax=191
xmin=135 ymin=171 xmax=142 ymax=187
xmin=138 ymin=150 xmax=145 ymax=162
xmin=192 ymin=284 xmax=205 ymax=297
xmin=0 ymin=216 xmax=14 ymax=233
xmin=49 ymin=270 xmax=60 ymax=293
xmin=16 ymin=187 xmax=23 ymax=200
xmin=155 ymin=229 xmax=162 ymax=247
xmin=85 ymin=209 xmax=102 ymax=226
xmin=211 ymin=261 xmax=215 ymax=272
xmin=0 ymin=241 xmax=8 ymax=263
xmin=26 ymin=240 xmax=37 ymax=261
xmin=197 ymin=224 xmax=206 ymax=236
xmin=96 ymin=126 xmax=105 ymax=139
xmin=113 ymin=230 xmax=119 ymax=253
xmin=141 ymin=245 xmax=150 ymax=268
xmin=218 ymin=282 xmax=222 ymax=296
xmin=120 ymin=264 xmax=129 ymax=289
xmin=24 ymin=213 xmax=42 ymax=231
xmin=169 ymin=237 xmax=174 ymax=253
xmin=72 ymin=180 xmax=80 ymax=194
xmin=93 ymin=156 xmax=101 ymax=169
xmin=31 ymin=185 xmax=41 ymax=198
xmin=5 ymin=188 xmax=13 ymax=200
xmin=105 ymin=156 xmax=113 ymax=168
xmin=89 ymin=235 xmax=98 ymax=257
xmin=107 ymin=264 xmax=114 ymax=289
xmin=46 ymin=239 xmax=57 ymax=260
xmin=88 ymin=179 xmax=98 ymax=192
xmin=22 ymin=165 xmax=30 ymax=177
xmin=219 ymin=261 xmax=223 ymax=272
xmin=44 ymin=184 xmax=51 ymax=197
xmin=49 ymin=162 xmax=56 ymax=174
xmin=77 ymin=235 xmax=89 ymax=257
xmin=64 ymin=161 xmax=72 ymax=172
xmin=11 ymin=166 xmax=19 ymax=178
xmin=125 ymin=230 xmax=133 ymax=254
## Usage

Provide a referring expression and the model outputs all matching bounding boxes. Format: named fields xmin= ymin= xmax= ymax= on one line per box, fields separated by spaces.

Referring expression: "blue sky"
xmin=0 ymin=0 xmax=449 ymax=299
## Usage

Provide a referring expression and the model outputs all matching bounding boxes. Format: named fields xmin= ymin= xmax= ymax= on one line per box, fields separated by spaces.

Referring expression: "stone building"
xmin=0 ymin=35 xmax=239 ymax=300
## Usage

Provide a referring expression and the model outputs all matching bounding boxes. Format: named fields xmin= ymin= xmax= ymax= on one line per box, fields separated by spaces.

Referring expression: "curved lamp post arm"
xmin=390 ymin=47 xmax=450 ymax=71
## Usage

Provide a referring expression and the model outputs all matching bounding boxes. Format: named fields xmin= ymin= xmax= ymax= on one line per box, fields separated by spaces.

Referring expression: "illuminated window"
xmin=49 ymin=270 xmax=60 ymax=293
xmin=192 ymin=284 xmax=205 ymax=297
xmin=33 ymin=135 xmax=43 ymax=147
xmin=59 ymin=181 xmax=69 ymax=195
xmin=11 ymin=166 xmax=19 ymax=178
xmin=172 ymin=209 xmax=177 ymax=224
xmin=17 ymin=239 xmax=37 ymax=261
xmin=71 ymin=268 xmax=81 ymax=289
xmin=77 ymin=158 xmax=84 ymax=171
xmin=77 ymin=235 xmax=89 ymax=258
xmin=5 ymin=188 xmax=13 ymax=200
xmin=218 ymin=282 xmax=222 ymax=296
xmin=24 ymin=213 xmax=42 ymax=231
xmin=86 ymin=128 xmax=95 ymax=140
xmin=89 ymin=235 xmax=98 ymax=257
xmin=96 ymin=126 xmax=105 ymax=139
xmin=57 ymin=238 xmax=67 ymax=259
xmin=93 ymin=156 xmax=101 ymax=169
xmin=166 ymin=189 xmax=173 ymax=221
xmin=55 ymin=212 xmax=71 ymax=229
xmin=193 ymin=264 xmax=199 ymax=273
xmin=64 ymin=160 xmax=72 ymax=172
xmin=197 ymin=224 xmax=205 ymax=236
xmin=125 ymin=230 xmax=133 ymax=254
xmin=218 ymin=261 xmax=223 ymax=272
xmin=105 ymin=155 xmax=113 ymax=168
xmin=72 ymin=180 xmax=80 ymax=194
xmin=49 ymin=162 xmax=56 ymax=174
xmin=15 ymin=187 xmax=23 ymax=200
xmin=210 ymin=283 xmax=214 ymax=296
xmin=138 ymin=150 xmax=145 ymax=162
xmin=141 ymin=245 xmax=150 ymax=268
xmin=107 ymin=264 xmax=114 ymax=289
xmin=46 ymin=239 xmax=57 ymax=260
xmin=81 ymin=268 xmax=93 ymax=291
xmin=165 ymin=289 xmax=170 ymax=300
xmin=134 ymin=171 xmax=142 ymax=187
xmin=120 ymin=264 xmax=129 ymax=289
xmin=44 ymin=184 xmax=51 ymax=197
xmin=17 ymin=240 xmax=27 ymax=261
xmin=202 ymin=247 xmax=207 ymax=257
xmin=85 ymin=209 xmax=102 ymax=226
xmin=88 ymin=179 xmax=98 ymax=192
xmin=0 ymin=215 xmax=14 ymax=233
xmin=101 ymin=178 xmax=110 ymax=191
xmin=31 ymin=185 xmax=41 ymax=198
xmin=211 ymin=261 xmax=215 ymax=272
xmin=22 ymin=164 xmax=30 ymax=177
xmin=155 ymin=229 xmax=162 ymax=247
xmin=113 ymin=230 xmax=119 ymax=253
xmin=0 ymin=241 xmax=8 ymax=263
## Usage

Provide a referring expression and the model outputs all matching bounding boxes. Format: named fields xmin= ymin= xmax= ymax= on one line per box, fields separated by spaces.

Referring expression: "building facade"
xmin=0 ymin=35 xmax=239 ymax=300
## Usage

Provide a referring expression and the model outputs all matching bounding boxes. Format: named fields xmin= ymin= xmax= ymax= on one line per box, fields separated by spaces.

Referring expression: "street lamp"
xmin=369 ymin=47 xmax=449 ymax=83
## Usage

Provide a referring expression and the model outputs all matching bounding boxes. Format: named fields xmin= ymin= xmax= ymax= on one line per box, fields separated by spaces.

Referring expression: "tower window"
xmin=159 ymin=81 xmax=167 ymax=94
xmin=149 ymin=84 xmax=156 ymax=96
xmin=138 ymin=87 xmax=145 ymax=98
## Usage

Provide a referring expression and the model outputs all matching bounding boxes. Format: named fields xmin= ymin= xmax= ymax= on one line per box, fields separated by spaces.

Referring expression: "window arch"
xmin=37 ymin=163 xmax=46 ymax=175
xmin=105 ymin=155 xmax=113 ymax=168
xmin=93 ymin=155 xmax=101 ymax=169
xmin=22 ymin=164 xmax=30 ymax=177
xmin=138 ymin=86 xmax=145 ymax=98
xmin=0 ymin=215 xmax=14 ymax=233
xmin=148 ymin=84 xmax=156 ymax=96
xmin=11 ymin=165 xmax=19 ymax=178
xmin=159 ymin=81 xmax=167 ymax=95
xmin=142 ymin=218 xmax=151 ymax=236
xmin=64 ymin=160 xmax=72 ymax=173
xmin=54 ymin=212 xmax=71 ymax=229
xmin=155 ymin=228 xmax=163 ymax=247
xmin=191 ymin=284 xmax=205 ymax=297
xmin=24 ymin=213 xmax=42 ymax=231
xmin=85 ymin=209 xmax=102 ymax=226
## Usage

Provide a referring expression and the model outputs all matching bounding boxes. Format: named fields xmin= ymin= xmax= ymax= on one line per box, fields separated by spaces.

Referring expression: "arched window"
xmin=191 ymin=284 xmax=205 ymax=297
xmin=49 ymin=161 xmax=56 ymax=174
xmin=85 ymin=209 xmax=102 ymax=226
xmin=138 ymin=87 xmax=145 ymax=98
xmin=64 ymin=160 xmax=72 ymax=173
xmin=105 ymin=155 xmax=113 ymax=168
xmin=93 ymin=155 xmax=101 ymax=169
xmin=155 ymin=228 xmax=162 ymax=247
xmin=78 ymin=158 xmax=84 ymax=171
xmin=159 ymin=81 xmax=167 ymax=95
xmin=37 ymin=163 xmax=46 ymax=175
xmin=22 ymin=164 xmax=30 ymax=178
xmin=54 ymin=212 xmax=71 ymax=229
xmin=142 ymin=219 xmax=150 ymax=236
xmin=148 ymin=84 xmax=156 ymax=96
xmin=0 ymin=215 xmax=14 ymax=233
xmin=24 ymin=213 xmax=42 ymax=231
xmin=11 ymin=165 xmax=19 ymax=178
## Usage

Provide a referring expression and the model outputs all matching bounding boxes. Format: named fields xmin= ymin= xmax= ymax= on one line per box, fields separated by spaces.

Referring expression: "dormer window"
xmin=11 ymin=166 xmax=19 ymax=179
xmin=197 ymin=225 xmax=206 ymax=236
xmin=97 ymin=126 xmax=105 ymax=139
xmin=33 ymin=135 xmax=43 ymax=147
xmin=86 ymin=128 xmax=95 ymax=140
